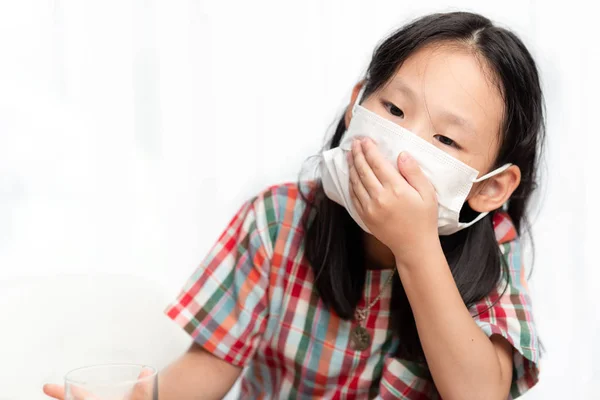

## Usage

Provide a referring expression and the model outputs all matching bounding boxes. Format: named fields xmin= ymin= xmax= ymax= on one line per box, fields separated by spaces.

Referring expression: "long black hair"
xmin=300 ymin=11 xmax=545 ymax=362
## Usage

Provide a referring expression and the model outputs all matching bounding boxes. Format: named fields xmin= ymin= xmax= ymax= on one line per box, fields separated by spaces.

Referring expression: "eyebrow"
xmin=391 ymin=81 xmax=476 ymax=135
xmin=439 ymin=111 xmax=476 ymax=135
xmin=393 ymin=81 xmax=417 ymax=101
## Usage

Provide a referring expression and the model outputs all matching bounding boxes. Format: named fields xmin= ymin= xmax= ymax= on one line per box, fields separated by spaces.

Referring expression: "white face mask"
xmin=321 ymin=96 xmax=511 ymax=236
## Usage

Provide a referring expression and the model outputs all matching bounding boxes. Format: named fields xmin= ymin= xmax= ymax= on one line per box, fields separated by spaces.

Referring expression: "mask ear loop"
xmin=473 ymin=163 xmax=513 ymax=212
xmin=454 ymin=163 xmax=513 ymax=233
xmin=473 ymin=163 xmax=512 ymax=182
xmin=457 ymin=209 xmax=491 ymax=230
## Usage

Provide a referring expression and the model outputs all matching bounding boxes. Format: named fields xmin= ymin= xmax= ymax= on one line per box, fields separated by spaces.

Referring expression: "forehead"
xmin=387 ymin=43 xmax=504 ymax=144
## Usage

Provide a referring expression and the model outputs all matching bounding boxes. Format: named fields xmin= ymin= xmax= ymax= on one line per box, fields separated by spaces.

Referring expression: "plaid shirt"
xmin=166 ymin=182 xmax=540 ymax=399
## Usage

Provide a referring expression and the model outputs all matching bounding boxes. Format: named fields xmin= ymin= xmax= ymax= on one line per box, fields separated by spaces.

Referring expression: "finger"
xmin=69 ymin=385 xmax=101 ymax=400
xmin=351 ymin=139 xmax=383 ymax=196
xmin=397 ymin=152 xmax=434 ymax=199
xmin=348 ymin=151 xmax=368 ymax=211
xmin=43 ymin=384 xmax=65 ymax=400
xmin=63 ymin=383 xmax=104 ymax=400
xmin=349 ymin=180 xmax=365 ymax=216
xmin=361 ymin=138 xmax=405 ymax=189
xmin=129 ymin=367 xmax=156 ymax=400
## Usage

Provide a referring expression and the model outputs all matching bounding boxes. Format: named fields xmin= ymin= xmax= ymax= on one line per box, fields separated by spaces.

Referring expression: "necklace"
xmin=350 ymin=269 xmax=396 ymax=351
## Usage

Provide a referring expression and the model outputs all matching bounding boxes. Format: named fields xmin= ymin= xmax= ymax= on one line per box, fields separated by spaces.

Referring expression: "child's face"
xmin=359 ymin=43 xmax=505 ymax=177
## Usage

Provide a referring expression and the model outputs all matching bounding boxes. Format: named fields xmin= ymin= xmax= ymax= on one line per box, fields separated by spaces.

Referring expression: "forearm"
xmin=396 ymin=245 xmax=510 ymax=400
xmin=158 ymin=343 xmax=242 ymax=400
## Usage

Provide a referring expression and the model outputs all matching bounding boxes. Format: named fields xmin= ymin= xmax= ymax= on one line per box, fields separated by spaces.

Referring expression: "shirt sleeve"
xmin=164 ymin=196 xmax=274 ymax=367
xmin=470 ymin=238 xmax=541 ymax=399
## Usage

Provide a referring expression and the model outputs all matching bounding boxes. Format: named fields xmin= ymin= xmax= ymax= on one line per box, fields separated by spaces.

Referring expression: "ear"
xmin=467 ymin=165 xmax=521 ymax=213
xmin=344 ymin=81 xmax=365 ymax=128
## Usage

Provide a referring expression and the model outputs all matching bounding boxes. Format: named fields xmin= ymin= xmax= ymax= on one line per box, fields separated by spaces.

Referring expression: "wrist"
xmin=393 ymin=234 xmax=443 ymax=273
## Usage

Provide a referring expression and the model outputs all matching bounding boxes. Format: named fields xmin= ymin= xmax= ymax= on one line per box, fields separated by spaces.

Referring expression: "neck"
xmin=363 ymin=232 xmax=396 ymax=270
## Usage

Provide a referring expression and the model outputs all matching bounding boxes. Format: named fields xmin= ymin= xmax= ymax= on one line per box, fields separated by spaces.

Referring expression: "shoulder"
xmin=492 ymin=211 xmax=518 ymax=245
xmin=470 ymin=212 xmax=541 ymax=395
xmin=248 ymin=181 xmax=316 ymax=222
xmin=475 ymin=210 xmax=539 ymax=354
xmin=244 ymin=181 xmax=317 ymax=243
xmin=492 ymin=211 xmax=529 ymax=291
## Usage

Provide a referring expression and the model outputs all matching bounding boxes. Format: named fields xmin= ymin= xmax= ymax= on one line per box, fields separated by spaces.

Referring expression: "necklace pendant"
xmin=350 ymin=326 xmax=371 ymax=351
xmin=354 ymin=308 xmax=367 ymax=322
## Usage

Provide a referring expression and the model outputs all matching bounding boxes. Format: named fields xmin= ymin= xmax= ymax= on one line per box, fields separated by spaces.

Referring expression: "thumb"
xmin=397 ymin=152 xmax=433 ymax=199
xmin=43 ymin=384 xmax=65 ymax=400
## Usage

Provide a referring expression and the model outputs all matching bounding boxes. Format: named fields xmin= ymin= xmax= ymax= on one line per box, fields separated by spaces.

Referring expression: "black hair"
xmin=300 ymin=11 xmax=545 ymax=362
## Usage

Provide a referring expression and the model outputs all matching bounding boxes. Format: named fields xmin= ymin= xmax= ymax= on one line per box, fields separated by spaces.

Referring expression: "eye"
xmin=434 ymin=134 xmax=460 ymax=149
xmin=384 ymin=102 xmax=405 ymax=118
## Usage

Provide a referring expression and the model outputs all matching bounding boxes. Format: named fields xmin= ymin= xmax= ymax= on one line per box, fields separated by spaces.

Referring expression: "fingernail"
xmin=400 ymin=152 xmax=410 ymax=162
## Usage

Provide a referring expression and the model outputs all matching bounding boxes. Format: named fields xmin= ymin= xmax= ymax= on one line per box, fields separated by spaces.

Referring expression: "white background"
xmin=0 ymin=0 xmax=598 ymax=398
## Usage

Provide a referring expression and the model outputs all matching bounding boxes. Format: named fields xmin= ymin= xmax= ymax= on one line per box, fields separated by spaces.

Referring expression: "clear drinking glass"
xmin=64 ymin=363 xmax=158 ymax=400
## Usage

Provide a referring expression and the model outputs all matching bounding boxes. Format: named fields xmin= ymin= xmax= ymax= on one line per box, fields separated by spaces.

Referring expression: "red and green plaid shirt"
xmin=166 ymin=182 xmax=540 ymax=399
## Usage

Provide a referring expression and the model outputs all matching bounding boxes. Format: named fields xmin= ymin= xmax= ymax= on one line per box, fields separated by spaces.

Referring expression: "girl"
xmin=45 ymin=10 xmax=543 ymax=400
